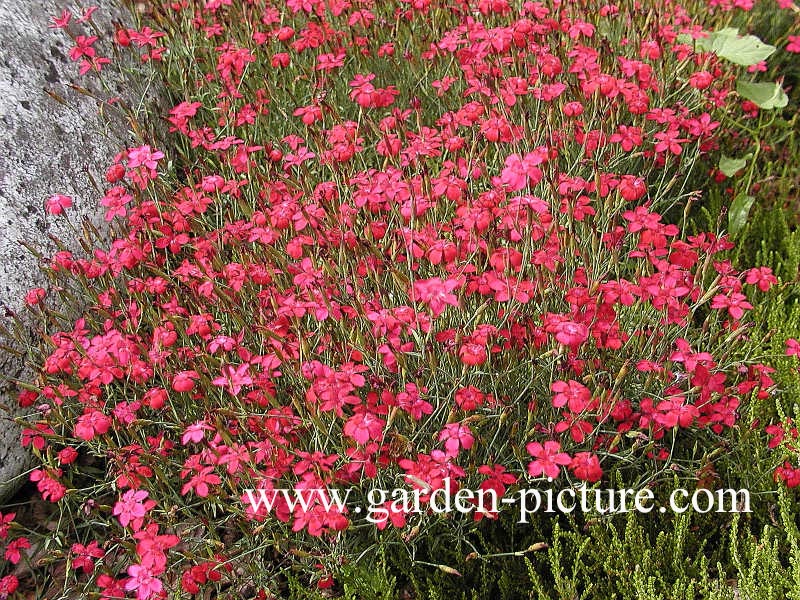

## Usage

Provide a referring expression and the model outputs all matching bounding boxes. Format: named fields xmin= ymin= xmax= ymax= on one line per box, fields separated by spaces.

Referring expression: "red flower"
xmin=0 ymin=575 xmax=19 ymax=597
xmin=455 ymin=386 xmax=486 ymax=411
xmin=4 ymin=537 xmax=30 ymax=564
xmin=58 ymin=447 xmax=79 ymax=465
xmin=373 ymin=501 xmax=408 ymax=530
xmin=745 ymin=267 xmax=777 ymax=292
xmin=775 ymin=462 xmax=800 ymax=488
xmin=688 ymin=71 xmax=713 ymax=90
xmin=553 ymin=321 xmax=589 ymax=348
xmin=71 ymin=540 xmax=104 ymax=573
xmin=74 ymin=410 xmax=112 ymax=441
xmin=617 ymin=175 xmax=647 ymax=201
xmin=0 ymin=512 xmax=15 ymax=540
xmin=459 ymin=342 xmax=488 ymax=366
xmin=172 ymin=370 xmax=199 ymax=393
xmin=569 ymin=452 xmax=603 ymax=482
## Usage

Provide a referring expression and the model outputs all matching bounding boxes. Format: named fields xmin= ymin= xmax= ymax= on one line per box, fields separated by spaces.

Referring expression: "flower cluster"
xmin=16 ymin=0 xmax=798 ymax=596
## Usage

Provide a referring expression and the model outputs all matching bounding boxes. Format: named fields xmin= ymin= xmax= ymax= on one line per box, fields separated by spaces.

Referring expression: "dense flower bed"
xmin=3 ymin=0 xmax=800 ymax=597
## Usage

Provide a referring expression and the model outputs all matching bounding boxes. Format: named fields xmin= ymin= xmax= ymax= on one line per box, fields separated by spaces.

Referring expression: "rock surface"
xmin=0 ymin=0 xmax=153 ymax=502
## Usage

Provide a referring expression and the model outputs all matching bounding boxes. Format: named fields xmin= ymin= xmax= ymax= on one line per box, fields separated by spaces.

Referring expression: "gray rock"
xmin=0 ymin=0 xmax=158 ymax=502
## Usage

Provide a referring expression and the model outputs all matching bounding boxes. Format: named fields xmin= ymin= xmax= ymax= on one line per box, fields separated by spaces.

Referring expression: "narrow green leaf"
xmin=728 ymin=194 xmax=755 ymax=236
xmin=719 ymin=155 xmax=747 ymax=177
xmin=737 ymin=80 xmax=789 ymax=109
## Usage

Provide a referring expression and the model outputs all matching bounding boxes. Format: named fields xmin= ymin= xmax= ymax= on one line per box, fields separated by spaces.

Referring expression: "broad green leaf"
xmin=695 ymin=28 xmax=739 ymax=53
xmin=737 ymin=80 xmax=789 ymax=109
xmin=712 ymin=30 xmax=775 ymax=66
xmin=719 ymin=155 xmax=747 ymax=177
xmin=728 ymin=193 xmax=755 ymax=236
xmin=713 ymin=27 xmax=743 ymax=38
xmin=694 ymin=34 xmax=714 ymax=52
xmin=694 ymin=29 xmax=776 ymax=66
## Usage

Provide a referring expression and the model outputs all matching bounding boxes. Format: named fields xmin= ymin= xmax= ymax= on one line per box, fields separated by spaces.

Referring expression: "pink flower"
xmin=212 ymin=363 xmax=253 ymax=396
xmin=77 ymin=6 xmax=98 ymax=23
xmin=438 ymin=423 xmax=474 ymax=456
xmin=127 ymin=145 xmax=165 ymax=170
xmin=24 ymin=287 xmax=47 ymax=306
xmin=526 ymin=440 xmax=571 ymax=479
xmin=711 ymin=293 xmax=752 ymax=320
xmin=181 ymin=466 xmax=221 ymax=497
xmin=396 ymin=383 xmax=433 ymax=420
xmin=411 ymin=277 xmax=461 ymax=317
xmin=181 ymin=421 xmax=213 ymax=445
xmin=498 ymin=148 xmax=548 ymax=190
xmin=69 ymin=35 xmax=97 ymax=61
xmin=551 ymin=380 xmax=591 ymax=413
xmin=787 ymin=36 xmax=800 ymax=53
xmin=654 ymin=397 xmax=699 ymax=428
xmin=29 ymin=468 xmax=66 ymax=502
xmin=786 ymin=339 xmax=800 ymax=357
xmin=49 ymin=9 xmax=71 ymax=28
xmin=100 ymin=186 xmax=132 ymax=221
xmin=134 ymin=524 xmax=179 ymax=572
xmin=125 ymin=563 xmax=163 ymax=600
xmin=45 ymin=194 xmax=73 ymax=215
xmin=113 ymin=489 xmax=150 ymax=528
xmin=343 ymin=410 xmax=385 ymax=445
